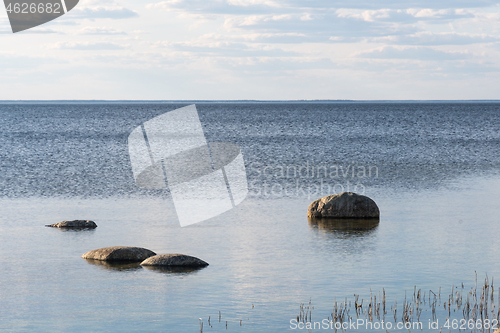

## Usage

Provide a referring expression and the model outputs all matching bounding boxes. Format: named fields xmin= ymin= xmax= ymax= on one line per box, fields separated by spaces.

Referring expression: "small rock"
xmin=82 ymin=246 xmax=156 ymax=262
xmin=141 ymin=254 xmax=209 ymax=267
xmin=46 ymin=220 xmax=97 ymax=228
xmin=307 ymin=192 xmax=379 ymax=219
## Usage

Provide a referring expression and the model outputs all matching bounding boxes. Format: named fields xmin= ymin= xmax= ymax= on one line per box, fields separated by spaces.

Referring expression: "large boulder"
xmin=46 ymin=220 xmax=97 ymax=228
xmin=82 ymin=246 xmax=156 ymax=262
xmin=307 ymin=192 xmax=379 ymax=219
xmin=141 ymin=254 xmax=209 ymax=267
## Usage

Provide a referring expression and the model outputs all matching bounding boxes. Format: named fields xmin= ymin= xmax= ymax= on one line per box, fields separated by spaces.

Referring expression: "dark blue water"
xmin=0 ymin=102 xmax=499 ymax=332
xmin=0 ymin=102 xmax=498 ymax=197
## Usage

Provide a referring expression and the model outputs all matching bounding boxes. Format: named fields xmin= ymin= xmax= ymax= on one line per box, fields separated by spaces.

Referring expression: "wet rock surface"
xmin=307 ymin=192 xmax=380 ymax=219
xmin=82 ymin=246 xmax=156 ymax=262
xmin=46 ymin=220 xmax=97 ymax=229
xmin=141 ymin=254 xmax=209 ymax=267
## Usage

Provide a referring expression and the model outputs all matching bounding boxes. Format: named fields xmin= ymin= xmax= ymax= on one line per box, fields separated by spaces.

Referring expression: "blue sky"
xmin=1 ymin=0 xmax=500 ymax=100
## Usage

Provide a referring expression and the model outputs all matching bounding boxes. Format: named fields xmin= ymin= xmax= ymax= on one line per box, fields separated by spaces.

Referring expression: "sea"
xmin=0 ymin=102 xmax=499 ymax=332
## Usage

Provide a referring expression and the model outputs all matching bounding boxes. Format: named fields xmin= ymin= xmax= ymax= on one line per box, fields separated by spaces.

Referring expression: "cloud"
xmin=373 ymin=32 xmax=500 ymax=45
xmin=223 ymin=12 xmax=419 ymax=39
xmin=51 ymin=41 xmax=129 ymax=50
xmin=146 ymin=0 xmax=281 ymax=14
xmin=205 ymin=32 xmax=320 ymax=43
xmin=0 ymin=29 xmax=61 ymax=34
xmin=356 ymin=46 xmax=471 ymax=60
xmin=20 ymin=28 xmax=62 ymax=34
xmin=347 ymin=56 xmax=500 ymax=77
xmin=214 ymin=57 xmax=336 ymax=73
xmin=157 ymin=40 xmax=298 ymax=57
xmin=71 ymin=6 xmax=139 ymax=19
xmin=335 ymin=8 xmax=475 ymax=23
xmin=1 ymin=0 xmax=500 ymax=100
xmin=145 ymin=0 xmax=497 ymax=15
xmin=142 ymin=0 xmax=500 ymax=55
xmin=286 ymin=0 xmax=498 ymax=10
xmin=144 ymin=0 xmax=496 ymax=45
xmin=77 ymin=26 xmax=127 ymax=35
xmin=0 ymin=53 xmax=60 ymax=70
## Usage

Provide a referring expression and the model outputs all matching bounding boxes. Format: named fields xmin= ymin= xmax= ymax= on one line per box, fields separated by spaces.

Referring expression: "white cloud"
xmin=50 ymin=41 xmax=129 ymax=50
xmin=7 ymin=28 xmax=62 ymax=34
xmin=70 ymin=6 xmax=139 ymax=19
xmin=78 ymin=26 xmax=127 ymax=35
xmin=335 ymin=8 xmax=475 ymax=22
xmin=226 ymin=0 xmax=280 ymax=6
xmin=145 ymin=1 xmax=179 ymax=11
xmin=1 ymin=0 xmax=500 ymax=99
xmin=145 ymin=0 xmax=281 ymax=14
xmin=0 ymin=53 xmax=60 ymax=69
xmin=156 ymin=40 xmax=298 ymax=57
xmin=147 ymin=0 xmax=281 ymax=9
xmin=356 ymin=46 xmax=472 ymax=60
xmin=286 ymin=0 xmax=498 ymax=10
xmin=373 ymin=32 xmax=500 ymax=45
xmin=214 ymin=56 xmax=335 ymax=73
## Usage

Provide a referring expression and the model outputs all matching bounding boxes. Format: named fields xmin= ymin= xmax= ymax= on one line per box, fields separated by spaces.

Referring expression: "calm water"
xmin=0 ymin=102 xmax=499 ymax=332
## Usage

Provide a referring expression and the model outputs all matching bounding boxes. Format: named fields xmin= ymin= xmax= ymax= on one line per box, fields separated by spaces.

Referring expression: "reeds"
xmin=298 ymin=299 xmax=313 ymax=323
xmin=199 ymin=275 xmax=498 ymax=332
xmin=200 ymin=309 xmax=247 ymax=331
xmin=297 ymin=274 xmax=498 ymax=332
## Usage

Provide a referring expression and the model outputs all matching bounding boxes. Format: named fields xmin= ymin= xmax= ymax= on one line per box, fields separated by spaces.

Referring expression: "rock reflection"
xmin=51 ymin=227 xmax=97 ymax=233
xmin=308 ymin=218 xmax=379 ymax=238
xmin=142 ymin=265 xmax=207 ymax=275
xmin=83 ymin=259 xmax=143 ymax=271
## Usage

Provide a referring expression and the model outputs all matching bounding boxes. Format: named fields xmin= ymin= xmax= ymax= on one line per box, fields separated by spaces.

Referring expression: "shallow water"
xmin=0 ymin=102 xmax=499 ymax=332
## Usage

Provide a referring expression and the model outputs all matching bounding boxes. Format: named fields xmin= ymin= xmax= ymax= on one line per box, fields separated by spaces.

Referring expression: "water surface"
xmin=0 ymin=102 xmax=499 ymax=332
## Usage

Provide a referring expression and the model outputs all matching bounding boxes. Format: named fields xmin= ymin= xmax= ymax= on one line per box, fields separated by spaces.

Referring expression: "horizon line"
xmin=1 ymin=99 xmax=500 ymax=103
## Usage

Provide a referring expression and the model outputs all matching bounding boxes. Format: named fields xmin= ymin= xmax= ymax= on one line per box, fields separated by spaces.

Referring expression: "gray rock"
xmin=46 ymin=220 xmax=97 ymax=228
xmin=82 ymin=246 xmax=156 ymax=262
xmin=307 ymin=192 xmax=379 ymax=218
xmin=141 ymin=254 xmax=209 ymax=267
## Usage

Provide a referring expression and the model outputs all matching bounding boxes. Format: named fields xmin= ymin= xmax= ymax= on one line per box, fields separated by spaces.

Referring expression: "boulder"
xmin=82 ymin=246 xmax=156 ymax=262
xmin=141 ymin=254 xmax=209 ymax=267
xmin=307 ymin=192 xmax=379 ymax=219
xmin=46 ymin=220 xmax=97 ymax=228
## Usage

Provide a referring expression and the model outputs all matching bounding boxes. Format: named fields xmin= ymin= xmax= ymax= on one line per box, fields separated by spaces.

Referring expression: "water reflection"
xmin=142 ymin=265 xmax=207 ymax=275
xmin=47 ymin=227 xmax=97 ymax=233
xmin=83 ymin=259 xmax=143 ymax=272
xmin=308 ymin=218 xmax=379 ymax=238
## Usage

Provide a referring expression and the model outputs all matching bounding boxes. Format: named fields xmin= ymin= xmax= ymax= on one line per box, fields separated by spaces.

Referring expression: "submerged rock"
xmin=308 ymin=217 xmax=379 ymax=233
xmin=141 ymin=254 xmax=209 ymax=267
xmin=142 ymin=265 xmax=206 ymax=274
xmin=82 ymin=246 xmax=156 ymax=262
xmin=83 ymin=259 xmax=142 ymax=271
xmin=46 ymin=220 xmax=97 ymax=229
xmin=307 ymin=192 xmax=379 ymax=219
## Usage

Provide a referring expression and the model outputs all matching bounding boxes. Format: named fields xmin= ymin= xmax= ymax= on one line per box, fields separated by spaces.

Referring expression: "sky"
xmin=1 ymin=0 xmax=500 ymax=100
